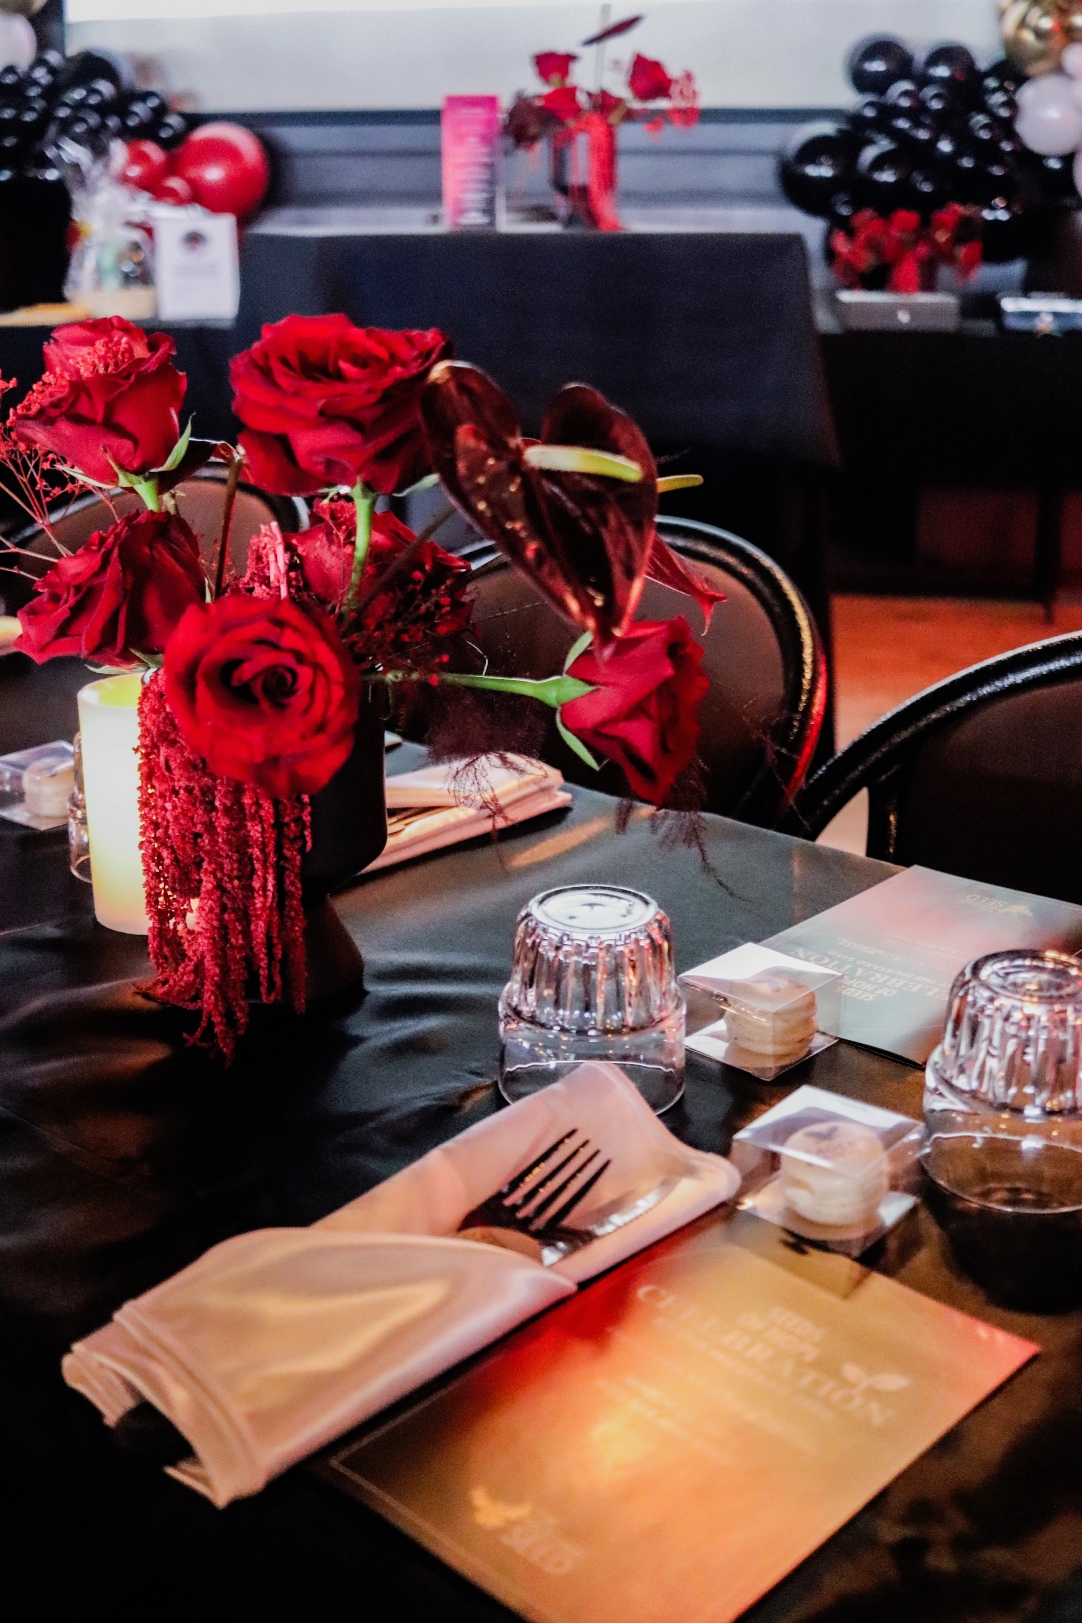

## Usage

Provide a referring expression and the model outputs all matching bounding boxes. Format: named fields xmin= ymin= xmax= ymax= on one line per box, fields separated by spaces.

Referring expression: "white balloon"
xmin=1073 ymin=146 xmax=1082 ymax=195
xmin=1017 ymin=72 xmax=1082 ymax=155
xmin=1062 ymin=42 xmax=1082 ymax=77
xmin=0 ymin=13 xmax=34 ymax=70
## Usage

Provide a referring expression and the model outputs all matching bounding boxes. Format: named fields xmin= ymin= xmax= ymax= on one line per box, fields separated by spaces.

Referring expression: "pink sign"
xmin=441 ymin=96 xmax=500 ymax=229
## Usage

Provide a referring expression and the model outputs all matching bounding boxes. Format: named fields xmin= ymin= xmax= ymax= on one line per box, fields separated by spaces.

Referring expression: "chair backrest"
xmin=5 ymin=471 xmax=305 ymax=605
xmin=456 ymin=516 xmax=826 ymax=825
xmin=783 ymin=633 xmax=1082 ymax=903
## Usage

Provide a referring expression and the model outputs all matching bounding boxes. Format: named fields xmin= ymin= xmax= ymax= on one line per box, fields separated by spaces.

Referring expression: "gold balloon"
xmin=0 ymin=0 xmax=47 ymax=14
xmin=1003 ymin=0 xmax=1068 ymax=75
xmin=1062 ymin=0 xmax=1082 ymax=41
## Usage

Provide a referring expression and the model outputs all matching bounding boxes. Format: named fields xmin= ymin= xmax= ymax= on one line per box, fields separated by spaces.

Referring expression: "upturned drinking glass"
xmin=925 ymin=949 xmax=1082 ymax=1147
xmin=498 ymin=884 xmax=685 ymax=1113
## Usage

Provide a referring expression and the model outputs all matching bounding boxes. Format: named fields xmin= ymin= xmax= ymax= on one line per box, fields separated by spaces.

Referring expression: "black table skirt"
xmin=0 ymin=650 xmax=1080 ymax=1621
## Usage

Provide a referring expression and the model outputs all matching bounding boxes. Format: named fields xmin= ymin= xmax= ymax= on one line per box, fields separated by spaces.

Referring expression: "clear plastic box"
xmin=0 ymin=740 xmax=75 ymax=830
xmin=681 ymin=943 xmax=843 ymax=1081
xmin=731 ymin=1084 xmax=924 ymax=1257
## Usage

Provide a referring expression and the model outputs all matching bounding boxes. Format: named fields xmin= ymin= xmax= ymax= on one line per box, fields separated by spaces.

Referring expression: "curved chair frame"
xmin=465 ymin=515 xmax=827 ymax=826
xmin=782 ymin=631 xmax=1082 ymax=857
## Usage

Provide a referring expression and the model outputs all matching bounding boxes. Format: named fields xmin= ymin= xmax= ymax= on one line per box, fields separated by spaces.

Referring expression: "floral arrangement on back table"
xmin=2 ymin=313 xmax=721 ymax=1060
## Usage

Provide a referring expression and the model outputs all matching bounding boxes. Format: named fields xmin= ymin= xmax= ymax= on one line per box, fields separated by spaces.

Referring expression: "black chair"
xmin=449 ymin=516 xmax=826 ymax=827
xmin=783 ymin=633 xmax=1082 ymax=904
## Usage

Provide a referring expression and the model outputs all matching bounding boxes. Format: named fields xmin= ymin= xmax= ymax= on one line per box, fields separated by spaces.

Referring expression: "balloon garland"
xmin=779 ymin=33 xmax=1080 ymax=276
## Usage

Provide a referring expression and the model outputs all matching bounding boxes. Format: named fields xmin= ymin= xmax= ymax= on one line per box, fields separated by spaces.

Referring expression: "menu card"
xmin=766 ymin=865 xmax=1082 ymax=1064
xmin=325 ymin=1213 xmax=1035 ymax=1623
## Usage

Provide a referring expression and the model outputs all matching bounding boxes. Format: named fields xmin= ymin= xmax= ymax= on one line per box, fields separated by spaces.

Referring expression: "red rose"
xmin=16 ymin=509 xmax=204 ymax=666
xmin=163 ymin=595 xmax=360 ymax=799
xmin=534 ymin=51 xmax=577 ymax=85
xmin=540 ymin=86 xmax=581 ymax=123
xmin=628 ymin=54 xmax=674 ymax=102
xmin=230 ymin=314 xmax=452 ymax=498
xmin=11 ymin=317 xmax=185 ymax=485
xmin=560 ymin=617 xmax=707 ymax=805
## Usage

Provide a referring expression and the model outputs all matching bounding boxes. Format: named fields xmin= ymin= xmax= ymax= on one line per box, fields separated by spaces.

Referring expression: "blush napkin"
xmin=62 ymin=1063 xmax=738 ymax=1507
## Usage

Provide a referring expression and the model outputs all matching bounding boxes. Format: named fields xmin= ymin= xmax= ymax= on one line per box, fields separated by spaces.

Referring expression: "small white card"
xmin=154 ymin=208 xmax=240 ymax=322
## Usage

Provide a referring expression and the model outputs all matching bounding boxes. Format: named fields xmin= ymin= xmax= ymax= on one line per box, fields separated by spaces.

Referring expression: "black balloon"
xmin=828 ymin=190 xmax=859 ymax=229
xmin=979 ymin=200 xmax=1031 ymax=262
xmin=889 ymin=112 xmax=936 ymax=154
xmin=884 ymin=78 xmax=921 ymax=111
xmin=850 ymin=96 xmax=888 ymax=135
xmin=120 ymin=102 xmax=155 ymax=133
xmin=58 ymin=50 xmax=130 ymax=91
xmin=966 ymin=112 xmax=1001 ymax=148
xmin=910 ymin=167 xmax=952 ymax=212
xmin=856 ymin=140 xmax=913 ymax=209
xmin=1015 ymin=149 xmax=1078 ymax=206
xmin=152 ymin=111 xmax=188 ymax=149
xmin=847 ymin=36 xmax=914 ymax=96
xmin=918 ymin=43 xmax=979 ymax=98
xmin=982 ymin=58 xmax=1024 ymax=95
xmin=0 ymin=67 xmax=22 ymax=94
xmin=983 ymin=86 xmax=1017 ymax=122
xmin=778 ymin=122 xmax=857 ymax=216
xmin=137 ymin=90 xmax=167 ymax=116
xmin=918 ymin=82 xmax=954 ymax=119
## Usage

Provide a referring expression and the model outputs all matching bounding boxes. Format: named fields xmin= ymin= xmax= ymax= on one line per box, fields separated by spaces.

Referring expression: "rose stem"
xmin=213 ymin=450 xmax=243 ymax=599
xmin=346 ymin=502 xmax=456 ymax=621
xmin=344 ymin=482 xmax=377 ymax=614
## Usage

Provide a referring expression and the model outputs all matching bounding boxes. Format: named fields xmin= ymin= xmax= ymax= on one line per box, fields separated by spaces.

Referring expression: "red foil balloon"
xmin=121 ymin=139 xmax=169 ymax=195
xmin=172 ymin=123 xmax=270 ymax=219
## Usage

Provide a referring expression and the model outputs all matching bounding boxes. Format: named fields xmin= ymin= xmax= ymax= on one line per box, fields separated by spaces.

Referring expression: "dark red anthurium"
xmin=421 ymin=361 xmax=657 ymax=645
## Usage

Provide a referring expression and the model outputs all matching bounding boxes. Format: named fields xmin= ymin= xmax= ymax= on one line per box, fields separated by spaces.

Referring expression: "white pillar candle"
xmin=76 ymin=674 xmax=149 ymax=935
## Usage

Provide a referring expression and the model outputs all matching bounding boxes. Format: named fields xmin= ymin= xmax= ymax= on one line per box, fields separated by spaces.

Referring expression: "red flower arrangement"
xmin=830 ymin=204 xmax=982 ymax=294
xmin=504 ymin=13 xmax=698 ymax=230
xmin=1 ymin=310 xmax=722 ymax=1061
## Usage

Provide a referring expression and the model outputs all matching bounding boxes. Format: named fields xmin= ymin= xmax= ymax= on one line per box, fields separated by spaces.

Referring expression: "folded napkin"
xmin=63 ymin=1063 xmax=737 ymax=1507
xmin=367 ymin=753 xmax=571 ymax=871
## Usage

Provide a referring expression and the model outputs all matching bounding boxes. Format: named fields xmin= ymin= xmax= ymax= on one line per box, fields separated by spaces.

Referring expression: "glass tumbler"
xmin=925 ymin=949 xmax=1082 ymax=1148
xmin=498 ymin=884 xmax=685 ymax=1113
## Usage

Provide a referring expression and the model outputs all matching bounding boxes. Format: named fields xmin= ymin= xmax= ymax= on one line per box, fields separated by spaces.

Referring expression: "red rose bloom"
xmin=628 ymin=53 xmax=674 ymax=101
xmin=534 ymin=51 xmax=577 ymax=85
xmin=560 ymin=617 xmax=707 ymax=805
xmin=230 ymin=314 xmax=452 ymax=498
xmin=16 ymin=509 xmax=204 ymax=666
xmin=540 ymin=86 xmax=582 ymax=123
xmin=163 ymin=595 xmax=360 ymax=799
xmin=11 ymin=317 xmax=185 ymax=485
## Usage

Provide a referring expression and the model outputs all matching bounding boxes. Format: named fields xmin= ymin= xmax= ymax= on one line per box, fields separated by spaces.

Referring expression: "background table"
xmin=0 ymin=652 xmax=1080 ymax=1621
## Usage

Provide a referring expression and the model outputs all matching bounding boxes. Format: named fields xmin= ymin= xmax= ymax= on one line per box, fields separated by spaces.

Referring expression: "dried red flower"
xmin=11 ymin=317 xmax=185 ymax=485
xmin=534 ymin=51 xmax=578 ymax=85
xmin=16 ymin=508 xmax=204 ymax=666
xmin=164 ymin=594 xmax=360 ymax=798
xmin=230 ymin=314 xmax=452 ymax=498
xmin=628 ymin=53 xmax=674 ymax=102
xmin=561 ymin=617 xmax=708 ymax=805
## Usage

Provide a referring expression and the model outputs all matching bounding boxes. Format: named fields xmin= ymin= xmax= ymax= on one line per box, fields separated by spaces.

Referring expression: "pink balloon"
xmin=1017 ymin=73 xmax=1082 ymax=156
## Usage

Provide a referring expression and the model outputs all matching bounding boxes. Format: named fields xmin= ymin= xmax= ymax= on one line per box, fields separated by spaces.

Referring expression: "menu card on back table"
xmin=765 ymin=865 xmax=1082 ymax=1064
xmin=324 ymin=1213 xmax=1036 ymax=1623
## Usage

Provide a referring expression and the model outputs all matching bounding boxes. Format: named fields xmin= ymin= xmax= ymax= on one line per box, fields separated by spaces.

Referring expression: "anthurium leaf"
xmin=657 ymin=473 xmax=704 ymax=493
xmin=556 ymin=710 xmax=601 ymax=771
xmin=157 ymin=419 xmax=192 ymax=474
xmin=523 ymin=444 xmax=643 ymax=482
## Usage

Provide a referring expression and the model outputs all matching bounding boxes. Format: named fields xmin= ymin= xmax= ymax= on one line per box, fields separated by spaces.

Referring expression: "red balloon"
xmin=121 ymin=139 xmax=169 ymax=195
xmin=153 ymin=173 xmax=194 ymax=206
xmin=172 ymin=123 xmax=269 ymax=219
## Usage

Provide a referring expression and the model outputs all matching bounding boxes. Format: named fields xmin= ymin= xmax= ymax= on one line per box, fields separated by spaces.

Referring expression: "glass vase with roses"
xmin=1 ymin=311 xmax=721 ymax=1062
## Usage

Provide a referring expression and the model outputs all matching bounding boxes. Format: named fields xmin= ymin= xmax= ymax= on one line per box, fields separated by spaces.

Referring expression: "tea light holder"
xmin=76 ymin=674 xmax=148 ymax=935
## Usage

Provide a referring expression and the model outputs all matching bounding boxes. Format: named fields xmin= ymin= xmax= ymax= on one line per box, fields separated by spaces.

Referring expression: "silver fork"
xmin=457 ymin=1130 xmax=678 ymax=1265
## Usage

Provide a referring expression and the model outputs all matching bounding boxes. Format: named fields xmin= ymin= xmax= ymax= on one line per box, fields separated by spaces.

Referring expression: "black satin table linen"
xmin=0 ymin=686 xmax=1080 ymax=1617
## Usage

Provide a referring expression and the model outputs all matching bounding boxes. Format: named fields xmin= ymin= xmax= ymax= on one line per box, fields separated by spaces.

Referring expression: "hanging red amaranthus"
xmin=138 ymin=675 xmax=309 ymax=1064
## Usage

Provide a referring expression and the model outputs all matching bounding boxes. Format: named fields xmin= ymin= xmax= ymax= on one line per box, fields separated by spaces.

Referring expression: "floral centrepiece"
xmin=829 ymin=205 xmax=983 ymax=294
xmin=504 ymin=12 xmax=698 ymax=231
xmin=3 ymin=311 xmax=725 ymax=1062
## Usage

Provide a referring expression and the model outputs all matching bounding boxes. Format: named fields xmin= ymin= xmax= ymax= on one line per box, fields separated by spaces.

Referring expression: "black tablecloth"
xmin=1 ymin=653 xmax=1081 ymax=1621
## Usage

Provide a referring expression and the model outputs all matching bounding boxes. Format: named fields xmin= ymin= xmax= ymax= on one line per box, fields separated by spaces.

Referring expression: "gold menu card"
xmin=325 ymin=1214 xmax=1036 ymax=1623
